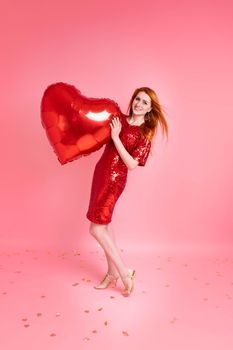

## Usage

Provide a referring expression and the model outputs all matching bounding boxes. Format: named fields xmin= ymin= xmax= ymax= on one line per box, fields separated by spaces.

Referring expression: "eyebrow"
xmin=136 ymin=96 xmax=150 ymax=103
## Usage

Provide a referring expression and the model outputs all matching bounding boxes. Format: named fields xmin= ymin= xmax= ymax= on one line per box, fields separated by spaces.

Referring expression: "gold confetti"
xmin=83 ymin=337 xmax=90 ymax=341
xmin=216 ymin=271 xmax=223 ymax=277
xmin=225 ymin=293 xmax=232 ymax=299
xmin=170 ymin=317 xmax=177 ymax=324
xmin=50 ymin=333 xmax=56 ymax=337
xmin=122 ymin=331 xmax=129 ymax=336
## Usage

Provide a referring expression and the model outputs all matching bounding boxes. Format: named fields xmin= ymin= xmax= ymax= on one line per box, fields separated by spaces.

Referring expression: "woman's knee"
xmin=89 ymin=222 xmax=106 ymax=237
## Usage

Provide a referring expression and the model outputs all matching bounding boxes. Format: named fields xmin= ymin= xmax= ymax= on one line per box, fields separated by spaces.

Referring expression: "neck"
xmin=130 ymin=114 xmax=145 ymax=125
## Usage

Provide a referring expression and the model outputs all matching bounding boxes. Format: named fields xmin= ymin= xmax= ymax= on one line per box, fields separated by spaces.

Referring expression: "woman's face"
xmin=132 ymin=91 xmax=152 ymax=117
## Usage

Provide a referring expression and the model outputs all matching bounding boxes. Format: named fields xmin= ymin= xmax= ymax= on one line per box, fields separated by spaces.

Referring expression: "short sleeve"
xmin=131 ymin=136 xmax=151 ymax=166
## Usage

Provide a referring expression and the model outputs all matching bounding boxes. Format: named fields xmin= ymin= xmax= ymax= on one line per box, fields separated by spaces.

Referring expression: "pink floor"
xmin=1 ymin=246 xmax=233 ymax=349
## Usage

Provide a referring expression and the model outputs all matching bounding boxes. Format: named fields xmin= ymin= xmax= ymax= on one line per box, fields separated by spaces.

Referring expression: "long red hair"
xmin=127 ymin=87 xmax=168 ymax=143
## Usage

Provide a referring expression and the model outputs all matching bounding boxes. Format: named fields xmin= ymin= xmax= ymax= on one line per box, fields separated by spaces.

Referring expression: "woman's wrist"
xmin=112 ymin=135 xmax=120 ymax=143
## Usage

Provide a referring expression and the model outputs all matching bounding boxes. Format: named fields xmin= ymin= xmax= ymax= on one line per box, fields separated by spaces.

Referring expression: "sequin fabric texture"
xmin=86 ymin=113 xmax=151 ymax=224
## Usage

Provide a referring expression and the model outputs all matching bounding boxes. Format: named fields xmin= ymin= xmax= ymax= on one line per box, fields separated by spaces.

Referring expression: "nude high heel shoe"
xmin=94 ymin=273 xmax=119 ymax=289
xmin=122 ymin=269 xmax=136 ymax=297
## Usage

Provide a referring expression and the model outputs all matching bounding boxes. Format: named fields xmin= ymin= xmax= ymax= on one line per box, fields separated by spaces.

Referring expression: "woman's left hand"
xmin=110 ymin=116 xmax=122 ymax=140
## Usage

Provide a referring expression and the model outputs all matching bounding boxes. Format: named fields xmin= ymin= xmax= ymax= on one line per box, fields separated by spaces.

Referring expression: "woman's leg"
xmin=104 ymin=223 xmax=122 ymax=276
xmin=89 ymin=222 xmax=128 ymax=280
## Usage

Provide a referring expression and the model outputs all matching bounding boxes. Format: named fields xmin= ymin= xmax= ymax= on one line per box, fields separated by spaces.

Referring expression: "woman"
xmin=86 ymin=87 xmax=168 ymax=297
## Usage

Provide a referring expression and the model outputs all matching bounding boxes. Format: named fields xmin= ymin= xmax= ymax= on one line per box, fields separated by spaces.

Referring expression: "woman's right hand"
xmin=110 ymin=115 xmax=122 ymax=140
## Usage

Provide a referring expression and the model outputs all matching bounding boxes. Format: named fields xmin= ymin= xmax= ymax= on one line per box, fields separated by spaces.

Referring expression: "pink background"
xmin=1 ymin=0 xmax=233 ymax=349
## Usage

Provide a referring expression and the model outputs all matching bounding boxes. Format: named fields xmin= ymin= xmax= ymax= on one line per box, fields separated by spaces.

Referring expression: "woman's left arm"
xmin=110 ymin=116 xmax=138 ymax=170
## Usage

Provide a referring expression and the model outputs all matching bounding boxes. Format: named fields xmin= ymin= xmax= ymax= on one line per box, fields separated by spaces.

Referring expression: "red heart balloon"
xmin=40 ymin=82 xmax=121 ymax=165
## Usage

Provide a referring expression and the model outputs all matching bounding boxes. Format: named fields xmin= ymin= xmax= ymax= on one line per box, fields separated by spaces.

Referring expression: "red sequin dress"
xmin=86 ymin=112 xmax=151 ymax=224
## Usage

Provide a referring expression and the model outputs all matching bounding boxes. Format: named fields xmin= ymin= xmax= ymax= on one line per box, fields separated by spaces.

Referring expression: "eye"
xmin=143 ymin=101 xmax=148 ymax=105
xmin=135 ymin=97 xmax=140 ymax=101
